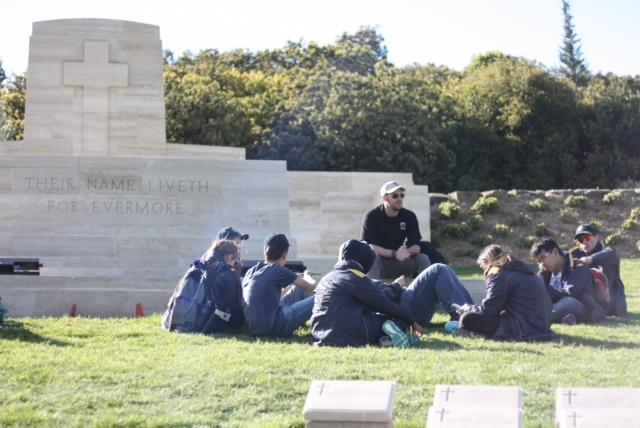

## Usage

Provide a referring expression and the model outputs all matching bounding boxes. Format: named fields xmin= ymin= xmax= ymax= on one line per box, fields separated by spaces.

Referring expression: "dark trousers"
xmin=460 ymin=311 xmax=500 ymax=337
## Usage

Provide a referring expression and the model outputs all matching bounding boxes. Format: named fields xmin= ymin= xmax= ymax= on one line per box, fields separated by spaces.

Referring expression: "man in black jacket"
xmin=571 ymin=224 xmax=627 ymax=318
xmin=531 ymin=238 xmax=605 ymax=324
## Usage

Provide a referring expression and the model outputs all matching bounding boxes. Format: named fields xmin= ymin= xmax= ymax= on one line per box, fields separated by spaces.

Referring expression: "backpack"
xmin=590 ymin=267 xmax=610 ymax=308
xmin=161 ymin=260 xmax=208 ymax=332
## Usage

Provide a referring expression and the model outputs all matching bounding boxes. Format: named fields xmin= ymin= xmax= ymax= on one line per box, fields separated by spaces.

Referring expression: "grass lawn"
xmin=1 ymin=260 xmax=639 ymax=427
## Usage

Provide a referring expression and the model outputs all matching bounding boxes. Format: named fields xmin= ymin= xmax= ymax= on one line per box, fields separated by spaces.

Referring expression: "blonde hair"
xmin=201 ymin=239 xmax=238 ymax=263
xmin=476 ymin=244 xmax=512 ymax=271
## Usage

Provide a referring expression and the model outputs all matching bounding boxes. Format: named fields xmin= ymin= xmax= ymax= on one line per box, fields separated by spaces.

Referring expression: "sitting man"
xmin=242 ymin=234 xmax=317 ymax=337
xmin=571 ymin=224 xmax=627 ymax=318
xmin=215 ymin=226 xmax=249 ymax=273
xmin=361 ymin=180 xmax=431 ymax=279
xmin=311 ymin=240 xmax=474 ymax=347
xmin=531 ymin=238 xmax=605 ymax=324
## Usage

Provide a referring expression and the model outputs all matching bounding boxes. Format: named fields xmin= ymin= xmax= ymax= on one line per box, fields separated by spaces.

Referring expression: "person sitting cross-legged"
xmin=242 ymin=234 xmax=316 ymax=337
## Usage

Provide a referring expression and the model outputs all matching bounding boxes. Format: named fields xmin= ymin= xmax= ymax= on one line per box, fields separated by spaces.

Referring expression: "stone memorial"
xmin=303 ymin=380 xmax=396 ymax=427
xmin=432 ymin=385 xmax=523 ymax=409
xmin=426 ymin=406 xmax=523 ymax=428
xmin=555 ymin=387 xmax=640 ymax=427
xmin=0 ymin=18 xmax=430 ymax=317
xmin=556 ymin=408 xmax=640 ymax=428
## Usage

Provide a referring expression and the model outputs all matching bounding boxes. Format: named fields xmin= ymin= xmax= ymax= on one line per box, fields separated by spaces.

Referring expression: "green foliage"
xmin=470 ymin=196 xmax=500 ymax=215
xmin=439 ymin=201 xmax=461 ymax=220
xmin=602 ymin=191 xmax=623 ymax=205
xmin=0 ymin=73 xmax=26 ymax=140
xmin=588 ymin=220 xmax=605 ymax=232
xmin=621 ymin=219 xmax=637 ymax=231
xmin=515 ymin=235 xmax=537 ymax=249
xmin=453 ymin=248 xmax=478 ymax=258
xmin=507 ymin=189 xmax=518 ymax=197
xmin=534 ymin=222 xmax=552 ymax=237
xmin=527 ymin=198 xmax=550 ymax=212
xmin=559 ymin=207 xmax=577 ymax=223
xmin=559 ymin=0 xmax=590 ymax=85
xmin=629 ymin=207 xmax=640 ymax=220
xmin=470 ymin=234 xmax=493 ymax=247
xmin=604 ymin=232 xmax=625 ymax=246
xmin=442 ymin=222 xmax=472 ymax=239
xmin=492 ymin=224 xmax=512 ymax=238
xmin=467 ymin=214 xmax=484 ymax=230
xmin=563 ymin=195 xmax=587 ymax=208
xmin=509 ymin=212 xmax=532 ymax=227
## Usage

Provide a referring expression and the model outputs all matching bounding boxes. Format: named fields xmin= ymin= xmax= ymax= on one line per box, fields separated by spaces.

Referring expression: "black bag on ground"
xmin=161 ymin=260 xmax=208 ymax=332
xmin=420 ymin=241 xmax=447 ymax=264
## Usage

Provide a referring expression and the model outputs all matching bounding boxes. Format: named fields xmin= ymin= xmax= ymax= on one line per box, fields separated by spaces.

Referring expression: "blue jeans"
xmin=400 ymin=263 xmax=474 ymax=326
xmin=271 ymin=286 xmax=314 ymax=336
xmin=552 ymin=296 xmax=586 ymax=323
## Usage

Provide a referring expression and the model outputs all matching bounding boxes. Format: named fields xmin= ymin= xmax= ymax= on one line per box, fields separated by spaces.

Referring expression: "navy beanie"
xmin=338 ymin=240 xmax=376 ymax=273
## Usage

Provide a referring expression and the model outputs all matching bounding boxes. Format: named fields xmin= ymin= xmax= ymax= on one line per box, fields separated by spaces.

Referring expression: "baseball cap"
xmin=216 ymin=226 xmax=249 ymax=241
xmin=574 ymin=224 xmax=598 ymax=240
xmin=379 ymin=181 xmax=405 ymax=197
xmin=264 ymin=233 xmax=290 ymax=253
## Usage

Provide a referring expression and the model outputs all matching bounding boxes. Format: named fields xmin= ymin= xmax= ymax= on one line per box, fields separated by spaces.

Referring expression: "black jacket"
xmin=571 ymin=242 xmax=627 ymax=317
xmin=472 ymin=260 xmax=554 ymax=342
xmin=201 ymin=256 xmax=245 ymax=333
xmin=311 ymin=260 xmax=415 ymax=347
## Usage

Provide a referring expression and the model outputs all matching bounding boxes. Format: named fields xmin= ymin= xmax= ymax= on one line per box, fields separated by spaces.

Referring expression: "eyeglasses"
xmin=576 ymin=235 xmax=592 ymax=244
xmin=390 ymin=192 xmax=405 ymax=200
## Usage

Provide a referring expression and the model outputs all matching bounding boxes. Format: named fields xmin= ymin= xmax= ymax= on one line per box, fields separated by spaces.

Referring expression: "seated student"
xmin=571 ymin=224 xmax=627 ymax=318
xmin=455 ymin=245 xmax=554 ymax=341
xmin=531 ymin=238 xmax=606 ymax=324
xmin=311 ymin=240 xmax=474 ymax=347
xmin=242 ymin=234 xmax=316 ymax=337
xmin=215 ymin=226 xmax=249 ymax=273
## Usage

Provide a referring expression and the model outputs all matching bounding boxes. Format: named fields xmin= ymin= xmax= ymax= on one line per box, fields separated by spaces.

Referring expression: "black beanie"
xmin=338 ymin=240 xmax=376 ymax=273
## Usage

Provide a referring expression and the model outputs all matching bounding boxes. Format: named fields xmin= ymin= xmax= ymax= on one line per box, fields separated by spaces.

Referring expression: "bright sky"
xmin=1 ymin=0 xmax=639 ymax=77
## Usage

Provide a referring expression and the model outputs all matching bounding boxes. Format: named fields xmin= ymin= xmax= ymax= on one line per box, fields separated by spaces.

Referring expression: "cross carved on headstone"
xmin=563 ymin=390 xmax=578 ymax=405
xmin=63 ymin=40 xmax=128 ymax=155
xmin=442 ymin=387 xmax=455 ymax=401
xmin=568 ymin=411 xmax=582 ymax=427
xmin=437 ymin=408 xmax=450 ymax=422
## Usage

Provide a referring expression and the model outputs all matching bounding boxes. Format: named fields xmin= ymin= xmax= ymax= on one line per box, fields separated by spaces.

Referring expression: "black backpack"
xmin=161 ymin=260 xmax=208 ymax=333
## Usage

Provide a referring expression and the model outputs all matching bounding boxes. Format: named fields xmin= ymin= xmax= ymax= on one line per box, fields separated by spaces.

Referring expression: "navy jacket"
xmin=201 ymin=256 xmax=244 ymax=333
xmin=571 ymin=242 xmax=627 ymax=317
xmin=472 ymin=260 xmax=554 ymax=342
xmin=311 ymin=260 xmax=415 ymax=347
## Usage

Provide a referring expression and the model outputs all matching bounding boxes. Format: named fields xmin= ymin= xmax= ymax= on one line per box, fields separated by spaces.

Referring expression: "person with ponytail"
xmin=454 ymin=245 xmax=555 ymax=341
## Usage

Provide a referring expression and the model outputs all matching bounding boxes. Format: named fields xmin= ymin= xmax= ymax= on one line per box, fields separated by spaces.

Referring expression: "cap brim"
xmin=240 ymin=234 xmax=249 ymax=240
xmin=384 ymin=186 xmax=405 ymax=195
xmin=574 ymin=232 xmax=594 ymax=240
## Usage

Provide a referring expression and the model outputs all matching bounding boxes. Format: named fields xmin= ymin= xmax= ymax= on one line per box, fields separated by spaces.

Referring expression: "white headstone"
xmin=426 ymin=406 xmax=523 ymax=428
xmin=432 ymin=385 xmax=523 ymax=409
xmin=556 ymin=408 xmax=640 ymax=428
xmin=303 ymin=380 xmax=396 ymax=427
xmin=556 ymin=387 xmax=640 ymax=410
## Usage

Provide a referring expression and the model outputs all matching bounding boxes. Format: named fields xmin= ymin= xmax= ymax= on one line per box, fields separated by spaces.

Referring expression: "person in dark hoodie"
xmin=531 ymin=238 xmax=605 ymax=325
xmin=455 ymin=245 xmax=555 ymax=341
xmin=310 ymin=240 xmax=474 ymax=347
xmin=570 ymin=223 xmax=627 ymax=318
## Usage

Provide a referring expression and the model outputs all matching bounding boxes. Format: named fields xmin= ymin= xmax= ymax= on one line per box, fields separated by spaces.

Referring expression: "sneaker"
xmin=451 ymin=327 xmax=479 ymax=338
xmin=382 ymin=320 xmax=410 ymax=348
xmin=561 ymin=313 xmax=577 ymax=325
xmin=444 ymin=321 xmax=460 ymax=333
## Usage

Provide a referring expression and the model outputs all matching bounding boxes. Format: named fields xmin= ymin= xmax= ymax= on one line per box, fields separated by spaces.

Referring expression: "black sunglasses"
xmin=391 ymin=192 xmax=405 ymax=200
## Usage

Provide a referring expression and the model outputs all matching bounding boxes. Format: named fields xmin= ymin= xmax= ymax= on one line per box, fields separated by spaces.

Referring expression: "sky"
xmin=1 ymin=0 xmax=639 ymax=77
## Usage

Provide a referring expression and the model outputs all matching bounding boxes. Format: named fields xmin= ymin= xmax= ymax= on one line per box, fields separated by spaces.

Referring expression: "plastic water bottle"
xmin=444 ymin=320 xmax=459 ymax=334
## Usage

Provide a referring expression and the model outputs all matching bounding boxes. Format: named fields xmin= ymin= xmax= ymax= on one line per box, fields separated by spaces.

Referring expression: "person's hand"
xmin=302 ymin=270 xmax=316 ymax=285
xmin=396 ymin=245 xmax=411 ymax=261
xmin=411 ymin=322 xmax=426 ymax=336
xmin=455 ymin=303 xmax=472 ymax=315
xmin=393 ymin=275 xmax=406 ymax=287
xmin=574 ymin=256 xmax=592 ymax=267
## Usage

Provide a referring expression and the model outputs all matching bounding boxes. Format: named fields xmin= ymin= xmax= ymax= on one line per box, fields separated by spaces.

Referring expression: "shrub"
xmin=534 ymin=223 xmax=551 ymax=237
xmin=527 ymin=198 xmax=550 ymax=212
xmin=630 ymin=207 xmax=640 ymax=220
xmin=559 ymin=208 xmax=577 ymax=223
xmin=442 ymin=222 xmax=471 ymax=239
xmin=439 ymin=201 xmax=461 ymax=220
xmin=621 ymin=219 xmax=637 ymax=231
xmin=516 ymin=235 xmax=537 ymax=249
xmin=510 ymin=212 xmax=532 ymax=227
xmin=602 ymin=191 xmax=623 ymax=205
xmin=453 ymin=248 xmax=478 ymax=258
xmin=471 ymin=196 xmax=500 ymax=214
xmin=604 ymin=232 xmax=625 ymax=246
xmin=467 ymin=214 xmax=484 ymax=230
xmin=507 ymin=189 xmax=518 ymax=197
xmin=588 ymin=220 xmax=605 ymax=232
xmin=563 ymin=195 xmax=586 ymax=208
xmin=470 ymin=234 xmax=493 ymax=247
xmin=492 ymin=224 xmax=512 ymax=238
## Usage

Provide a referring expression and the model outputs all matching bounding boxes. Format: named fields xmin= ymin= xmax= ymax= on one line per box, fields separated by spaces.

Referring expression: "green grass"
xmin=2 ymin=260 xmax=639 ymax=427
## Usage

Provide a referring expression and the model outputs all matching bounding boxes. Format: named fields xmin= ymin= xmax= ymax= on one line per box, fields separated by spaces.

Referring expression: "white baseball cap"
xmin=379 ymin=181 xmax=405 ymax=197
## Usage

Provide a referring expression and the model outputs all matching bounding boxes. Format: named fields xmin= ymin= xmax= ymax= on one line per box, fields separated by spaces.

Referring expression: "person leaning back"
xmin=361 ymin=180 xmax=430 ymax=279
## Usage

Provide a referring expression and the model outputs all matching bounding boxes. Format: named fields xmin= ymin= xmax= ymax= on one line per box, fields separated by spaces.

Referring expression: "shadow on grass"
xmin=555 ymin=332 xmax=638 ymax=349
xmin=593 ymin=311 xmax=640 ymax=329
xmin=0 ymin=320 xmax=70 ymax=347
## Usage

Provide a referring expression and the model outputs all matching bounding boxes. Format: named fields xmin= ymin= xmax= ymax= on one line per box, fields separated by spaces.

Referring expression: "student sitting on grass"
xmin=242 ymin=234 xmax=317 ymax=337
xmin=531 ymin=238 xmax=606 ymax=325
xmin=452 ymin=245 xmax=555 ymax=341
xmin=311 ymin=240 xmax=474 ymax=347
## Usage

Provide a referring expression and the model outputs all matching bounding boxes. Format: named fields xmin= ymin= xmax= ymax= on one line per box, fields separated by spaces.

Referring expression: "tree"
xmin=0 ymin=58 xmax=6 ymax=86
xmin=559 ymin=0 xmax=590 ymax=85
xmin=0 ymin=73 xmax=26 ymax=140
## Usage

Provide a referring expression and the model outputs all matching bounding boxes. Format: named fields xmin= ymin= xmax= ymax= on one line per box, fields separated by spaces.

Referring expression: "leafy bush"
xmin=527 ymin=198 xmax=550 ymax=212
xmin=559 ymin=207 xmax=577 ymax=223
xmin=630 ymin=207 xmax=640 ymax=220
xmin=602 ymin=191 xmax=623 ymax=205
xmin=509 ymin=212 xmax=532 ymax=227
xmin=507 ymin=189 xmax=518 ymax=197
xmin=516 ymin=235 xmax=537 ymax=249
xmin=604 ymin=232 xmax=625 ymax=246
xmin=470 ymin=234 xmax=493 ymax=247
xmin=621 ymin=219 xmax=637 ymax=231
xmin=534 ymin=223 xmax=551 ymax=237
xmin=439 ymin=201 xmax=461 ymax=220
xmin=588 ymin=220 xmax=605 ymax=232
xmin=442 ymin=222 xmax=471 ymax=239
xmin=471 ymin=196 xmax=500 ymax=214
xmin=492 ymin=224 xmax=512 ymax=238
xmin=467 ymin=214 xmax=484 ymax=230
xmin=563 ymin=195 xmax=586 ymax=208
